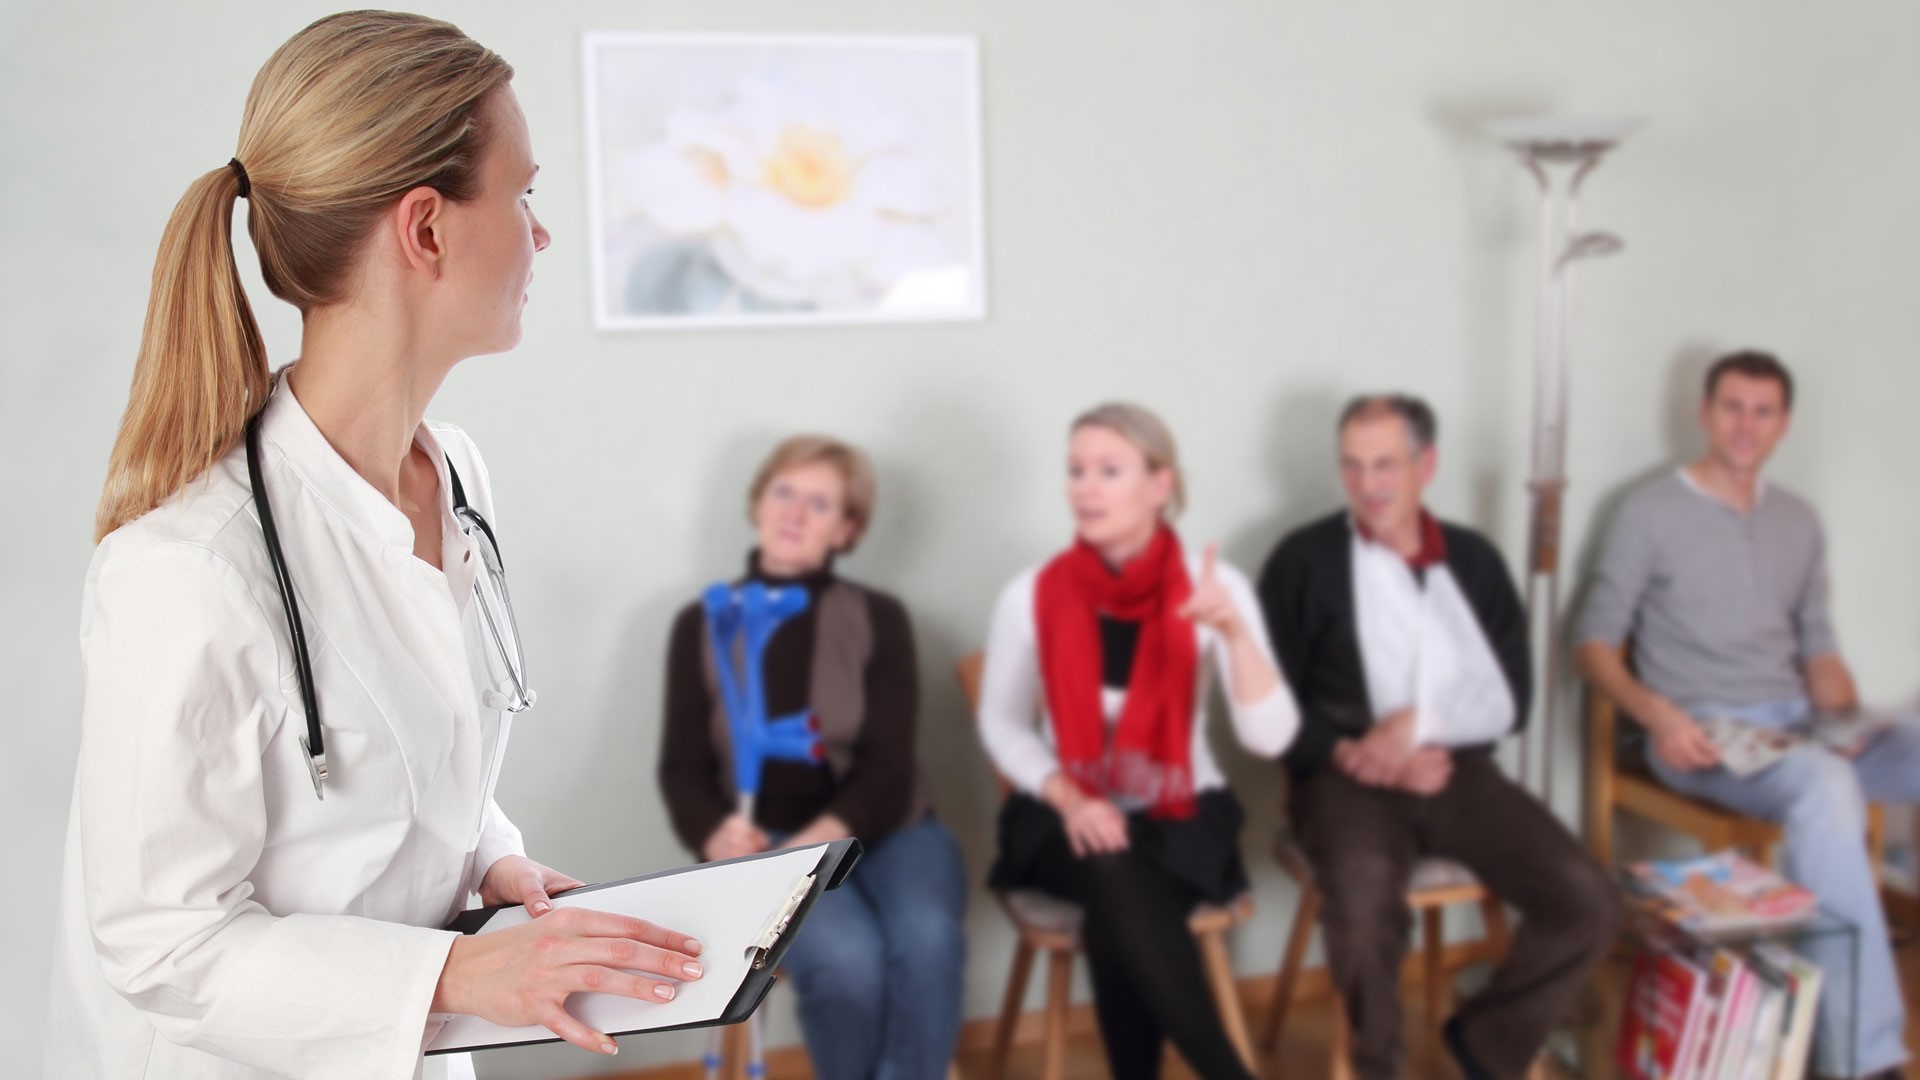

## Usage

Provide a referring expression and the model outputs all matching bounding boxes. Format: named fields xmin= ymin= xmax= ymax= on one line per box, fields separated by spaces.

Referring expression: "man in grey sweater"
xmin=1575 ymin=350 xmax=1915 ymax=1080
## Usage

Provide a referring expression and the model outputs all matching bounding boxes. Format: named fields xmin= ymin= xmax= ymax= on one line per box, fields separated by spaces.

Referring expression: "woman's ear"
xmin=1149 ymin=464 xmax=1175 ymax=518
xmin=391 ymin=186 xmax=448 ymax=277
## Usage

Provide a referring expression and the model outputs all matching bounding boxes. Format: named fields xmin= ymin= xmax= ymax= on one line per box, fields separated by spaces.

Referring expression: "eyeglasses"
xmin=457 ymin=505 xmax=536 ymax=714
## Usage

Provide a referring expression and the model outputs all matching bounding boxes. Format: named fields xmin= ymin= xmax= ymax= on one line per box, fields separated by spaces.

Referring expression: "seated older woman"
xmin=658 ymin=435 xmax=967 ymax=1080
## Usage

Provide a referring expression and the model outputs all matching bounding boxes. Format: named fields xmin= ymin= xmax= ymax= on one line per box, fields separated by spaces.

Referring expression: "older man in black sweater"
xmin=1256 ymin=394 xmax=1619 ymax=1080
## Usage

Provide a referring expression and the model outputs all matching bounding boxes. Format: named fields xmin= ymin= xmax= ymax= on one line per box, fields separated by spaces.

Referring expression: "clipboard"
xmin=424 ymin=838 xmax=861 ymax=1055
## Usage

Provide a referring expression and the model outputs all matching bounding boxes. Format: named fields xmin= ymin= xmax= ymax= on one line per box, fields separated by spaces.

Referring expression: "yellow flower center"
xmin=763 ymin=125 xmax=852 ymax=209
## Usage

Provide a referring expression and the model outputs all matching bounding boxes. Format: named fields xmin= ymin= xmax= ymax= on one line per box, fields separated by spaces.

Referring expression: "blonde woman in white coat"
xmin=44 ymin=13 xmax=701 ymax=1078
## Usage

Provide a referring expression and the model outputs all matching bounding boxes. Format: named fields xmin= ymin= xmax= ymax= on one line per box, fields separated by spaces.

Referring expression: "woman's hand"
xmin=480 ymin=855 xmax=585 ymax=918
xmin=1044 ymin=774 xmax=1129 ymax=856
xmin=779 ymin=813 xmax=851 ymax=850
xmin=1177 ymin=544 xmax=1243 ymax=641
xmin=432 ymin=908 xmax=704 ymax=1056
xmin=702 ymin=813 xmax=770 ymax=863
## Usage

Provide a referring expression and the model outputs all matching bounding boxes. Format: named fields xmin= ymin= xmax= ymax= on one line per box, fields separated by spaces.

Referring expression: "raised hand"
xmin=1177 ymin=543 xmax=1243 ymax=640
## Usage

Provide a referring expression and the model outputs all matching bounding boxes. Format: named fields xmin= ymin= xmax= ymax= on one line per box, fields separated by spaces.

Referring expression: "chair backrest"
xmin=956 ymin=650 xmax=1016 ymax=801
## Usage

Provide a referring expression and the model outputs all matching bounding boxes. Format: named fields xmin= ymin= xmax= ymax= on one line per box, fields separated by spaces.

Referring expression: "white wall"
xmin=5 ymin=0 xmax=1918 ymax=1074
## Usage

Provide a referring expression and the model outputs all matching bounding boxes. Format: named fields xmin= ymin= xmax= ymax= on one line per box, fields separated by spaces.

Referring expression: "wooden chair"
xmin=956 ymin=651 xmax=1259 ymax=1080
xmin=1261 ymin=827 xmax=1511 ymax=1080
xmin=1583 ymin=647 xmax=1885 ymax=871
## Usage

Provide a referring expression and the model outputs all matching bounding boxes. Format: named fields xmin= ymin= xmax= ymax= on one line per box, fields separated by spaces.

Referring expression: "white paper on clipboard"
xmin=425 ymin=844 xmax=831 ymax=1053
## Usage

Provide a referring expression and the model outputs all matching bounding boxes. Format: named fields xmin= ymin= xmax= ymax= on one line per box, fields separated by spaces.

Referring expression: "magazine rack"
xmin=1548 ymin=896 xmax=1858 ymax=1079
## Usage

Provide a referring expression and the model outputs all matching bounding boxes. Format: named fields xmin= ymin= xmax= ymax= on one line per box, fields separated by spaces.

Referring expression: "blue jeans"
xmin=771 ymin=815 xmax=969 ymax=1080
xmin=1647 ymin=697 xmax=1920 ymax=1076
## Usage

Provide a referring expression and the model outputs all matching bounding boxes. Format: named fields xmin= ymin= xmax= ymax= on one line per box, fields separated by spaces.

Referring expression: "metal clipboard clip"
xmin=746 ymin=874 xmax=817 ymax=970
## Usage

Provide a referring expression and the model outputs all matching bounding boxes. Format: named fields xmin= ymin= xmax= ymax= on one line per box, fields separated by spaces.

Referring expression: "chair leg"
xmin=1481 ymin=896 xmax=1511 ymax=959
xmin=1262 ymin=884 xmax=1321 ymax=1051
xmin=989 ymin=940 xmax=1036 ymax=1080
xmin=1867 ymin=803 xmax=1886 ymax=878
xmin=1330 ymin=1000 xmax=1355 ymax=1080
xmin=1423 ymin=906 xmax=1447 ymax=1058
xmin=1197 ymin=926 xmax=1258 ymax=1073
xmin=722 ymin=1023 xmax=750 ymax=1080
xmin=1041 ymin=948 xmax=1073 ymax=1080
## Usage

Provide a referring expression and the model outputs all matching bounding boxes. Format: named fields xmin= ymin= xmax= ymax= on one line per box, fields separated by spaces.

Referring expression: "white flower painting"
xmin=584 ymin=33 xmax=986 ymax=330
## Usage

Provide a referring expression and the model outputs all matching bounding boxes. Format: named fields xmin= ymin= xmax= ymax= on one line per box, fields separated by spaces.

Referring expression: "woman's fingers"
xmin=522 ymin=877 xmax=555 ymax=917
xmin=559 ymin=908 xmax=703 ymax=958
xmin=540 ymin=1005 xmax=618 ymax=1056
xmin=571 ymin=963 xmax=682 ymax=1003
xmin=568 ymin=937 xmax=706 ymax=982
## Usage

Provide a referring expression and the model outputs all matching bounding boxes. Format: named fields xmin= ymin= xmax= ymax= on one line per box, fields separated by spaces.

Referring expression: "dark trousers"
xmin=1017 ymin=811 xmax=1257 ymax=1080
xmin=1289 ymin=755 xmax=1623 ymax=1080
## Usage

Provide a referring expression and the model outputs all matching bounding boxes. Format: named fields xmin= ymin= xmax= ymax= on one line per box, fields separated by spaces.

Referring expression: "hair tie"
xmin=228 ymin=158 xmax=251 ymax=199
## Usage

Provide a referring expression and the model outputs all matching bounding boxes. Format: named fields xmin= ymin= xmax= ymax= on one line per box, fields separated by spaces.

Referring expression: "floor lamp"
xmin=1483 ymin=115 xmax=1643 ymax=811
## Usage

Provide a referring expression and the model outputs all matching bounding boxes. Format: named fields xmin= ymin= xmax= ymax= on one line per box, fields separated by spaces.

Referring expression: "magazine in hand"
xmin=1699 ymin=709 xmax=1897 ymax=777
xmin=1626 ymin=852 xmax=1817 ymax=934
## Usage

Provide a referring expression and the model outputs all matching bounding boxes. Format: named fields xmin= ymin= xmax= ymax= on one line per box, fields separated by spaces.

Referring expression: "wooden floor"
xmin=593 ymin=932 xmax=1920 ymax=1080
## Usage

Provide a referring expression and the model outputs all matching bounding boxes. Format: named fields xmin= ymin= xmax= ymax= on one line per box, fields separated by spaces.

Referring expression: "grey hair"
xmin=1338 ymin=393 xmax=1438 ymax=453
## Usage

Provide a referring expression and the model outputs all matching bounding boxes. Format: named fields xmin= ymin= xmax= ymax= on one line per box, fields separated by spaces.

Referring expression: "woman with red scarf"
xmin=976 ymin=403 xmax=1299 ymax=1080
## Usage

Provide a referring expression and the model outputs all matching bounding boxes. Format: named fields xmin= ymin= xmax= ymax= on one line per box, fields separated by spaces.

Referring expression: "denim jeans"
xmin=770 ymin=815 xmax=969 ymax=1080
xmin=1647 ymin=697 xmax=1920 ymax=1076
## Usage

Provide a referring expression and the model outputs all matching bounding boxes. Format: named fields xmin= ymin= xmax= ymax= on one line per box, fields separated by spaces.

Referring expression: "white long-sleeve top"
xmin=44 ymin=381 xmax=526 ymax=1080
xmin=977 ymin=555 xmax=1299 ymax=799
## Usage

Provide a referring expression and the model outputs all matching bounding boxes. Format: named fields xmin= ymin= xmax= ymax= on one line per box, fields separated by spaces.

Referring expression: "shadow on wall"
xmin=1220 ymin=383 xmax=1348 ymax=583
xmin=1563 ymin=340 xmax=1719 ymax=628
xmin=864 ymin=388 xmax=1024 ymax=880
xmin=1213 ymin=385 xmax=1348 ymax=830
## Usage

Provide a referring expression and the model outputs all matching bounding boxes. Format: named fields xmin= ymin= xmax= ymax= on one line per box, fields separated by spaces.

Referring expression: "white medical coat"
xmin=44 ymin=382 xmax=527 ymax=1079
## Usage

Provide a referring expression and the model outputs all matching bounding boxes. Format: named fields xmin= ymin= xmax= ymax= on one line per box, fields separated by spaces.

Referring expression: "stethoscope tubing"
xmin=245 ymin=410 xmax=329 ymax=791
xmin=245 ymin=405 xmax=526 ymax=800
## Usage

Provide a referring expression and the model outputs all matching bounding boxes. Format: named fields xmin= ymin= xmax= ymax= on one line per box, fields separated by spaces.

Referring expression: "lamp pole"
xmin=1484 ymin=116 xmax=1641 ymax=813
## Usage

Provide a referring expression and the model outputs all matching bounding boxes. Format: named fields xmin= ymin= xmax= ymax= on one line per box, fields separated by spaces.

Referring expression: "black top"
xmin=1255 ymin=511 xmax=1531 ymax=778
xmin=1099 ymin=615 xmax=1140 ymax=689
xmin=659 ymin=555 xmax=920 ymax=849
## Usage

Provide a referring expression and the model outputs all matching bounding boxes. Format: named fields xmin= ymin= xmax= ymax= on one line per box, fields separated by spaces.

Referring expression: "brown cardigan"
xmin=658 ymin=557 xmax=931 ymax=853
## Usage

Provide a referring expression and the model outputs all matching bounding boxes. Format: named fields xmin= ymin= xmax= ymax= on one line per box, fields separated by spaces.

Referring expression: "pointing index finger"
xmin=1201 ymin=543 xmax=1218 ymax=585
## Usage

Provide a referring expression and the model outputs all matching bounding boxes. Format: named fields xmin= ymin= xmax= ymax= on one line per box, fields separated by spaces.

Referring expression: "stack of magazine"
xmin=1625 ymin=852 xmax=1818 ymax=935
xmin=1616 ymin=854 xmax=1824 ymax=1080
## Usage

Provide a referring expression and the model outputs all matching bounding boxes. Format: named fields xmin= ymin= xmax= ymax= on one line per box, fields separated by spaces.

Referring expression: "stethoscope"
xmin=244 ymin=408 xmax=536 ymax=801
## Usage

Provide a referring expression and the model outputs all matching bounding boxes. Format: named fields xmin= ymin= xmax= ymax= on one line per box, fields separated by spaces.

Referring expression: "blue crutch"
xmin=700 ymin=581 xmax=819 ymax=1080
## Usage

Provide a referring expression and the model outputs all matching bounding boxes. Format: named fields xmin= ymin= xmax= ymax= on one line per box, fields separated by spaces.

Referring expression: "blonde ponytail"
xmin=93 ymin=10 xmax=512 ymax=541
xmin=94 ymin=166 xmax=267 ymax=541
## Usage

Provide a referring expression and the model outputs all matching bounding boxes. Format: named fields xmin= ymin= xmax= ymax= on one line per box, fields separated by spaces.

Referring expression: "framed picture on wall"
xmin=582 ymin=32 xmax=987 ymax=331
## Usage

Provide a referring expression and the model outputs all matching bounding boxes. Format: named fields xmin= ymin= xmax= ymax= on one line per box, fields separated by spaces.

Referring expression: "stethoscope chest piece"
xmin=300 ymin=737 xmax=328 ymax=801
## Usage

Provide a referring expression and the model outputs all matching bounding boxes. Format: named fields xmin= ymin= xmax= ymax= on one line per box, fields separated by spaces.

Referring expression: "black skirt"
xmin=986 ymin=788 xmax=1250 ymax=904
